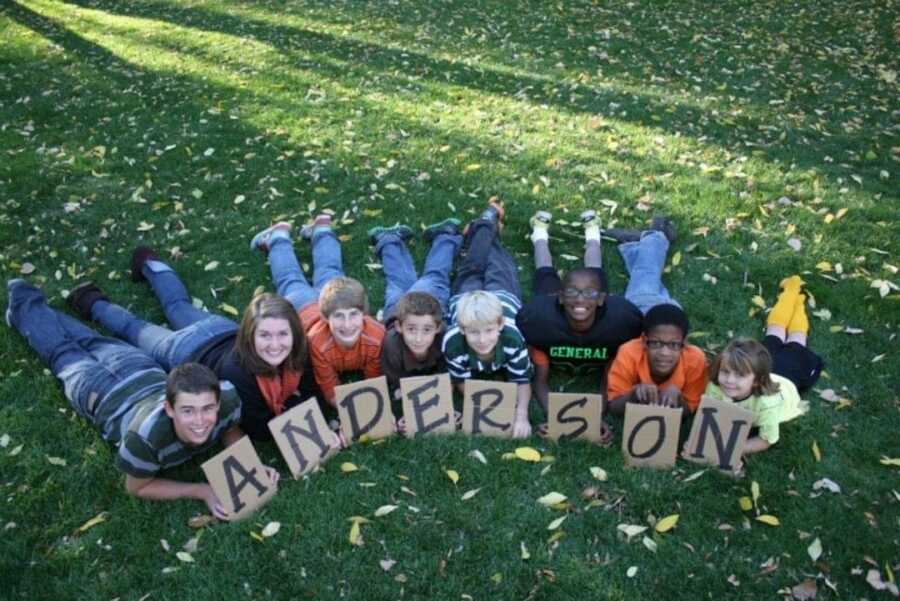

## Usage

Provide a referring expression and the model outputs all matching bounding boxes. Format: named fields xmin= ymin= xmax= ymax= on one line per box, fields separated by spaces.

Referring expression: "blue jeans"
xmin=90 ymin=260 xmax=237 ymax=371
xmin=376 ymin=232 xmax=462 ymax=323
xmin=7 ymin=280 xmax=165 ymax=426
xmin=268 ymin=230 xmax=343 ymax=310
xmin=618 ymin=230 xmax=681 ymax=315
xmin=451 ymin=219 xmax=522 ymax=300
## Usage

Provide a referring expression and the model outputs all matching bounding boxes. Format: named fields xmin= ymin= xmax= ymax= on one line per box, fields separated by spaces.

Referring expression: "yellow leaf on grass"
xmin=176 ymin=551 xmax=194 ymax=563
xmin=807 ymin=537 xmax=823 ymax=562
xmin=465 ymin=164 xmax=481 ymax=172
xmin=655 ymin=514 xmax=679 ymax=533
xmin=739 ymin=497 xmax=753 ymax=512
xmin=77 ymin=513 xmax=107 ymax=533
xmin=671 ymin=251 xmax=682 ymax=267
xmin=374 ymin=505 xmax=398 ymax=517
xmin=514 ymin=447 xmax=541 ymax=462
xmin=446 ymin=469 xmax=459 ymax=484
xmin=46 ymin=456 xmax=67 ymax=467
xmin=751 ymin=295 xmax=766 ymax=309
xmin=879 ymin=456 xmax=900 ymax=467
xmin=547 ymin=515 xmax=567 ymax=530
xmin=461 ymin=488 xmax=481 ymax=501
xmin=812 ymin=440 xmax=821 ymax=462
xmin=751 ymin=481 xmax=761 ymax=507
xmin=537 ymin=492 xmax=568 ymax=507
xmin=261 ymin=522 xmax=281 ymax=538
xmin=520 ymin=541 xmax=531 ymax=560
xmin=348 ymin=521 xmax=362 ymax=546
xmin=219 ymin=303 xmax=239 ymax=316
xmin=204 ymin=261 xmax=219 ymax=272
xmin=340 ymin=462 xmax=359 ymax=473
xmin=755 ymin=515 xmax=780 ymax=526
xmin=589 ymin=466 xmax=608 ymax=481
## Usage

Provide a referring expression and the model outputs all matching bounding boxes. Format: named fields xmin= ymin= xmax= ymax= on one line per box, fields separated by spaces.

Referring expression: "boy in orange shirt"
xmin=251 ymin=214 xmax=384 ymax=407
xmin=607 ymin=304 xmax=707 ymax=414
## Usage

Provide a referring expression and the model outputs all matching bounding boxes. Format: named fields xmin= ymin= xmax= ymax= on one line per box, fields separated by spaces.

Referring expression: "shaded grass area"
xmin=1 ymin=0 xmax=898 ymax=598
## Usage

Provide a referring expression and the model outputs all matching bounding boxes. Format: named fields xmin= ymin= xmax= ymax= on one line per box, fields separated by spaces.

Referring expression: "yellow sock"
xmin=767 ymin=285 xmax=800 ymax=329
xmin=780 ymin=275 xmax=804 ymax=293
xmin=787 ymin=294 xmax=809 ymax=336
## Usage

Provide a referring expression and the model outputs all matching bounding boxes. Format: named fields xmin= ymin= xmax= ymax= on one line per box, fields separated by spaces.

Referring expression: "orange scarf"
xmin=255 ymin=369 xmax=301 ymax=416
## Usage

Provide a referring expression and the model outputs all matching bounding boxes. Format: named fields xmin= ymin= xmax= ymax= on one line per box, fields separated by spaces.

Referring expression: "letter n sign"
xmin=621 ymin=403 xmax=682 ymax=468
xmin=268 ymin=398 xmax=336 ymax=478
xmin=202 ymin=436 xmax=276 ymax=521
xmin=683 ymin=395 xmax=754 ymax=473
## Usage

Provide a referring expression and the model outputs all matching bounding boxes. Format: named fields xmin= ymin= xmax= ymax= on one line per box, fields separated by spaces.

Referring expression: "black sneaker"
xmin=650 ymin=216 xmax=677 ymax=244
xmin=131 ymin=246 xmax=161 ymax=282
xmin=67 ymin=281 xmax=109 ymax=321
xmin=423 ymin=218 xmax=461 ymax=243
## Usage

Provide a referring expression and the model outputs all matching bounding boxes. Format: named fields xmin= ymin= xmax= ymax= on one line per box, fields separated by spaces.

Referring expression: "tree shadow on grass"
xmin=57 ymin=0 xmax=898 ymax=200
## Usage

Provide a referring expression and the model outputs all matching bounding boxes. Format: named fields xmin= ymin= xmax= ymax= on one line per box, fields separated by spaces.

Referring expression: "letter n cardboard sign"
xmin=546 ymin=393 xmax=604 ymax=443
xmin=268 ymin=398 xmax=337 ymax=478
xmin=462 ymin=379 xmax=516 ymax=438
xmin=202 ymin=436 xmax=276 ymax=521
xmin=683 ymin=395 xmax=754 ymax=473
xmin=621 ymin=403 xmax=682 ymax=468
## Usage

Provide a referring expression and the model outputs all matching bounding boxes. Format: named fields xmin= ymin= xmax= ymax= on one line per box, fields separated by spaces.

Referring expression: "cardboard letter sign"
xmin=268 ymin=398 xmax=337 ymax=478
xmin=546 ymin=393 xmax=604 ymax=443
xmin=683 ymin=395 xmax=754 ymax=473
xmin=462 ymin=379 xmax=517 ymax=438
xmin=335 ymin=376 xmax=395 ymax=443
xmin=202 ymin=436 xmax=276 ymax=521
xmin=400 ymin=373 xmax=455 ymax=438
xmin=621 ymin=403 xmax=682 ymax=468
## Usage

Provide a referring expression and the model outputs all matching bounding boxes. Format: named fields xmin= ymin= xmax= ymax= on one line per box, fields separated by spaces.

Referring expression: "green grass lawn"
xmin=1 ymin=0 xmax=898 ymax=598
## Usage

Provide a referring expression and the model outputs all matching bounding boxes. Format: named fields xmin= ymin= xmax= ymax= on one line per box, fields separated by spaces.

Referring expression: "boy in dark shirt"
xmin=517 ymin=210 xmax=643 ymax=418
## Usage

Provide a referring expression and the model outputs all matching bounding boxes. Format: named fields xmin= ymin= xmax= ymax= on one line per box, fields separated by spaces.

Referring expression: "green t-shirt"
xmin=704 ymin=373 xmax=807 ymax=444
xmin=114 ymin=383 xmax=242 ymax=478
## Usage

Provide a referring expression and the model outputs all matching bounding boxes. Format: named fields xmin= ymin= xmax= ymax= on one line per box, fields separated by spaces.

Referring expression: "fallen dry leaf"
xmin=791 ymin=578 xmax=817 ymax=600
xmin=655 ymin=514 xmax=679 ymax=533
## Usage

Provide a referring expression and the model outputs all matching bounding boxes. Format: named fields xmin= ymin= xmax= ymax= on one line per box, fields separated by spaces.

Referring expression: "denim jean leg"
xmin=452 ymin=219 xmax=496 ymax=294
xmin=310 ymin=229 xmax=345 ymax=292
xmin=484 ymin=237 xmax=522 ymax=300
xmin=90 ymin=299 xmax=176 ymax=362
xmin=377 ymin=234 xmax=418 ymax=322
xmin=268 ymin=237 xmax=319 ymax=310
xmin=407 ymin=232 xmax=463 ymax=314
xmin=142 ymin=260 xmax=211 ymax=329
xmin=618 ymin=231 xmax=679 ymax=314
xmin=7 ymin=281 xmax=155 ymax=418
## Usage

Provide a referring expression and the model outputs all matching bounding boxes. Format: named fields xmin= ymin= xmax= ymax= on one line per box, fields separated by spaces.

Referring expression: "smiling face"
xmin=398 ymin=314 xmax=441 ymax=359
xmin=165 ymin=390 xmax=220 ymax=446
xmin=717 ymin=366 xmax=756 ymax=401
xmin=558 ymin=271 xmax=606 ymax=331
xmin=644 ymin=324 xmax=685 ymax=381
xmin=461 ymin=318 xmax=503 ymax=360
xmin=253 ymin=317 xmax=294 ymax=368
xmin=328 ymin=307 xmax=365 ymax=348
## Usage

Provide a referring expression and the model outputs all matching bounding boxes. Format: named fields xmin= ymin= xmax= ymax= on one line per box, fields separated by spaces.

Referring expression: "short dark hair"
xmin=394 ymin=291 xmax=442 ymax=324
xmin=165 ymin=363 xmax=220 ymax=407
xmin=643 ymin=303 xmax=690 ymax=337
xmin=563 ymin=267 xmax=608 ymax=293
xmin=236 ymin=293 xmax=308 ymax=376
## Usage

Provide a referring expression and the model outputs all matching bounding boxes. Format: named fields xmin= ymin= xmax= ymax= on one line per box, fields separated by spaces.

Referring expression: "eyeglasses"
xmin=561 ymin=288 xmax=603 ymax=300
xmin=645 ymin=339 xmax=684 ymax=351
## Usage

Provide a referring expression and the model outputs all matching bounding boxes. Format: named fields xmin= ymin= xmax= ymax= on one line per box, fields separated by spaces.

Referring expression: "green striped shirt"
xmin=114 ymin=383 xmax=242 ymax=478
xmin=443 ymin=291 xmax=532 ymax=383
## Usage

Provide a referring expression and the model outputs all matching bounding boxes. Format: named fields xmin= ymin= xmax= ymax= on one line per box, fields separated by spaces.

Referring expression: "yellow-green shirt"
xmin=704 ymin=373 xmax=808 ymax=444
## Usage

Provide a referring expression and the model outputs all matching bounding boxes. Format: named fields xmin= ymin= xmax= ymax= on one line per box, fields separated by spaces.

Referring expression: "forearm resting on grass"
xmin=742 ymin=436 xmax=771 ymax=456
xmin=125 ymin=475 xmax=229 ymax=519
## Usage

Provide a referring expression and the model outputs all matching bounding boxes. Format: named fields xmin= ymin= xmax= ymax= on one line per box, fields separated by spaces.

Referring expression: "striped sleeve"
xmin=441 ymin=327 xmax=471 ymax=380
xmin=500 ymin=327 xmax=533 ymax=383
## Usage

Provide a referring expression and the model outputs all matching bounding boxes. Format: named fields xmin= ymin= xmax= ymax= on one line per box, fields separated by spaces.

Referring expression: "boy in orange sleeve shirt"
xmin=251 ymin=214 xmax=384 ymax=407
xmin=607 ymin=304 xmax=707 ymax=414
